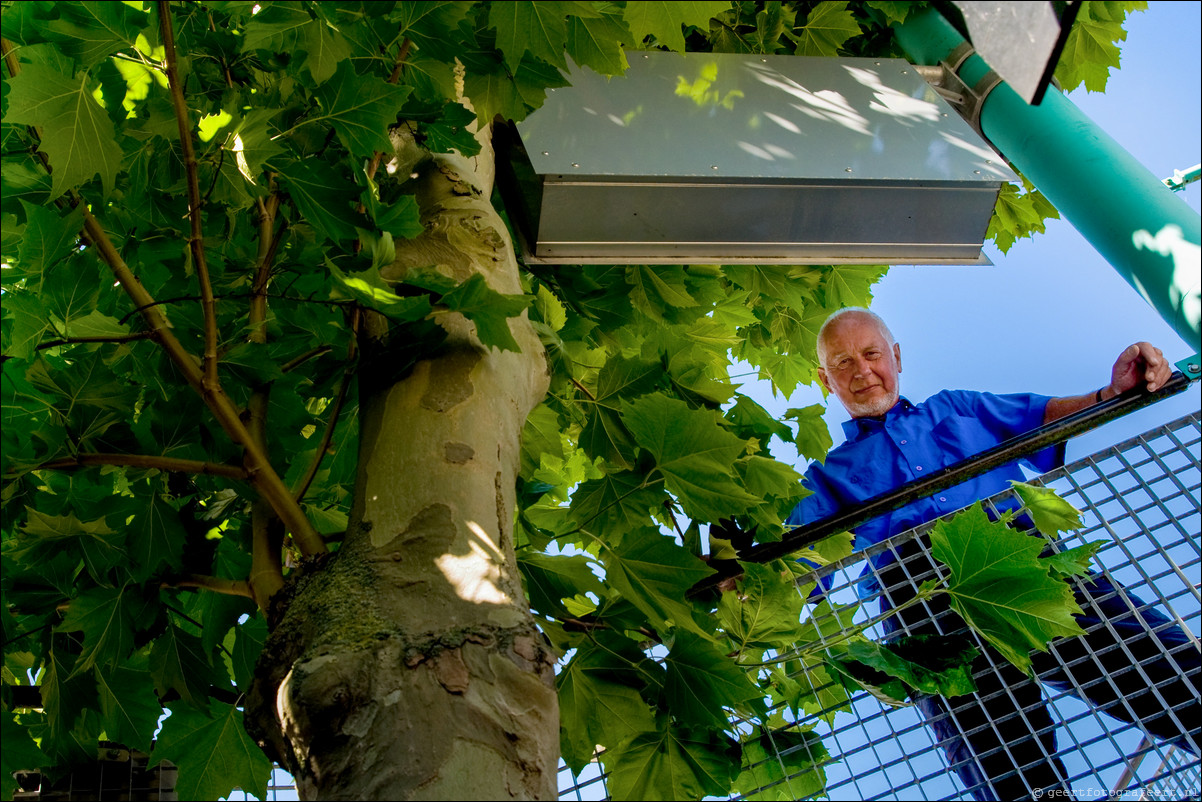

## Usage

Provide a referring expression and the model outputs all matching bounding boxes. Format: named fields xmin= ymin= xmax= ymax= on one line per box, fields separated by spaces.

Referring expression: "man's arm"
xmin=1043 ymin=342 xmax=1172 ymax=424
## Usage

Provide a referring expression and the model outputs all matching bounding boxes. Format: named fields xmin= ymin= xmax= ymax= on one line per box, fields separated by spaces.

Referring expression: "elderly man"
xmin=786 ymin=307 xmax=1199 ymax=801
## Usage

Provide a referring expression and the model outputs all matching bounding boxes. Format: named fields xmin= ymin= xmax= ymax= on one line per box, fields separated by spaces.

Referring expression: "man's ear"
xmin=817 ymin=367 xmax=831 ymax=393
xmin=894 ymin=343 xmax=902 ymax=372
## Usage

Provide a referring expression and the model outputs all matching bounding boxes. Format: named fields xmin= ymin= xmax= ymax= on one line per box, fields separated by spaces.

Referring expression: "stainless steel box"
xmin=495 ymin=51 xmax=1017 ymax=265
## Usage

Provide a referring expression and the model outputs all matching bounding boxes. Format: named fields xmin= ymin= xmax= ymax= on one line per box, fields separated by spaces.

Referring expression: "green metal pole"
xmin=894 ymin=8 xmax=1202 ymax=350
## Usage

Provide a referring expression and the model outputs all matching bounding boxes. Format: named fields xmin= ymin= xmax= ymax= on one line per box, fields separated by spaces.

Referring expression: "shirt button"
xmin=916 ymin=465 xmax=923 ymax=471
xmin=900 ymin=439 xmax=908 ymax=445
xmin=939 ymin=496 xmax=947 ymax=502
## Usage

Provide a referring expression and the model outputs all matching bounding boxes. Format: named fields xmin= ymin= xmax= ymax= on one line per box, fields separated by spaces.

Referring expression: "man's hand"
xmin=1106 ymin=342 xmax=1171 ymax=398
xmin=1044 ymin=342 xmax=1172 ymax=424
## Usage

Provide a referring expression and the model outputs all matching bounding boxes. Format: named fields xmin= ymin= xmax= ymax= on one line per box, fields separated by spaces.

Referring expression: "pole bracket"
xmin=912 ymin=43 xmax=1004 ymax=142
xmin=1175 ymin=354 xmax=1201 ymax=380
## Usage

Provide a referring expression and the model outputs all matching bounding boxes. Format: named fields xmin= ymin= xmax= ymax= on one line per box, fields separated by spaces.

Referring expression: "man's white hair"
xmin=816 ymin=307 xmax=895 ymax=367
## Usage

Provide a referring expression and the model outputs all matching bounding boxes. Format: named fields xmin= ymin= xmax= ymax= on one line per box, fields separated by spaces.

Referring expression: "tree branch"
xmin=9 ymin=13 xmax=325 ymax=570
xmin=562 ymin=616 xmax=662 ymax=644
xmin=250 ymin=500 xmax=285 ymax=609
xmin=117 ymin=291 xmax=350 ymax=326
xmin=293 ymin=307 xmax=360 ymax=503
xmin=0 ymin=332 xmax=155 ymax=363
xmin=161 ymin=573 xmax=254 ymax=599
xmin=570 ymin=376 xmax=596 ymax=401
xmin=79 ymin=207 xmax=326 ymax=557
xmin=158 ymin=0 xmax=220 ymax=391
xmin=281 ymin=345 xmax=332 ymax=374
xmin=245 ymin=193 xmax=289 ymax=603
xmin=30 ymin=452 xmax=248 ymax=479
xmin=365 ymin=38 xmax=411 ymax=183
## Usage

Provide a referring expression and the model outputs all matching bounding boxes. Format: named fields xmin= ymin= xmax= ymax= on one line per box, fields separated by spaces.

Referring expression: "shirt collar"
xmin=842 ymin=397 xmax=913 ymax=440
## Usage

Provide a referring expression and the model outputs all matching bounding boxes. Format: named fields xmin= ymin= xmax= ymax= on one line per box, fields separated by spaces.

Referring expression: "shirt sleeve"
xmin=960 ymin=390 xmax=1066 ymax=473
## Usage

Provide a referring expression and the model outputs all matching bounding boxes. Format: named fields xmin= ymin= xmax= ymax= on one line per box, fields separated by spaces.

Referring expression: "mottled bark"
xmin=247 ymin=128 xmax=557 ymax=800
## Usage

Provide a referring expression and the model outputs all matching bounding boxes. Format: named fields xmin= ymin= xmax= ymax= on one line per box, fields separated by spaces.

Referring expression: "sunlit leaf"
xmin=603 ymin=715 xmax=740 ymax=801
xmin=5 ymin=63 xmax=124 ymax=199
xmin=931 ymin=504 xmax=1087 ymax=674
xmin=150 ymin=701 xmax=273 ymax=802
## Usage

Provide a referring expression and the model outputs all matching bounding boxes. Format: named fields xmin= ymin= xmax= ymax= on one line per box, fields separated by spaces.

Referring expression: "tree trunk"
xmin=247 ymin=128 xmax=558 ymax=800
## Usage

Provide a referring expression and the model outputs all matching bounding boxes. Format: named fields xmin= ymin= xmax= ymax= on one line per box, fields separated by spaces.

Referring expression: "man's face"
xmin=817 ymin=314 xmax=902 ymax=418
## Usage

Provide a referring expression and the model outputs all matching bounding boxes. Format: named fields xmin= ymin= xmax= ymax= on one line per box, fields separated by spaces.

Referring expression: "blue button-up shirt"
xmin=787 ymin=390 xmax=1064 ymax=596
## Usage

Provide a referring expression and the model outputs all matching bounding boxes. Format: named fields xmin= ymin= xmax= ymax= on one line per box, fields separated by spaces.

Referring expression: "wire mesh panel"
xmin=556 ymin=412 xmax=1201 ymax=801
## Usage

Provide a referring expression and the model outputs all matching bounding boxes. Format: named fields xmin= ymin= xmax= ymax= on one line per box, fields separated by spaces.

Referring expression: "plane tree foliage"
xmin=1 ymin=1 xmax=1142 ymax=799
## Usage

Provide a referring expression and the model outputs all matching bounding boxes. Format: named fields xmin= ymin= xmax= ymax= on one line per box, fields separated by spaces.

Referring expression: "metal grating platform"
xmin=557 ymin=412 xmax=1201 ymax=800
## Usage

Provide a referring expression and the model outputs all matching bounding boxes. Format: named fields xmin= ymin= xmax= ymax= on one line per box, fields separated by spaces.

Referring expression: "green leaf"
xmin=461 ymin=55 xmax=525 ymax=124
xmin=839 ymin=636 xmax=980 ymax=699
xmin=603 ymin=715 xmax=740 ymax=802
xmin=517 ymin=551 xmax=603 ymax=618
xmin=621 ymin=393 xmax=760 ymax=522
xmin=718 ymin=562 xmax=806 ymax=648
xmin=726 ymin=395 xmax=794 ymax=445
xmin=569 ymin=470 xmax=665 ymax=533
xmin=419 ymin=101 xmax=482 ymax=157
xmin=1010 ymin=481 xmax=1084 ymax=537
xmin=785 ymin=404 xmax=833 ymax=463
xmin=820 ymin=264 xmax=888 ymax=310
xmin=438 ymin=273 xmax=532 ymax=352
xmin=275 ymin=160 xmax=369 ymax=243
xmin=315 ymin=61 xmax=412 ymax=159
xmin=665 ymin=630 xmax=766 ymax=727
xmin=326 ymin=261 xmax=432 ymax=322
xmin=782 ymin=600 xmax=859 ymax=722
xmin=627 ymin=265 xmax=698 ymax=322
xmin=931 ymin=504 xmax=1086 ymax=674
xmin=602 ymin=530 xmax=716 ymax=638
xmin=241 ymin=2 xmax=350 ymax=84
xmin=623 ymin=2 xmax=730 ymax=51
xmin=579 ymin=356 xmax=661 ymax=469
xmin=556 ymin=632 xmax=659 ymax=771
xmin=748 ymin=2 xmax=797 ymax=55
xmin=1054 ymin=1 xmax=1146 ymax=93
xmin=736 ymin=455 xmax=803 ymax=501
xmin=490 ymin=1 xmax=570 ymax=71
xmin=43 ymin=0 xmax=147 ymax=67
xmin=223 ymin=108 xmax=286 ymax=181
xmin=1043 ymin=541 xmax=1103 ymax=580
xmin=987 ymin=180 xmax=1060 ymax=253
xmin=150 ymin=624 xmax=217 ymax=708
xmin=39 ymin=639 xmax=99 ymax=749
xmin=733 ymin=728 xmax=828 ymax=801
xmin=15 ymin=199 xmax=85 ymax=282
xmin=823 ymin=642 xmax=910 ymax=707
xmin=57 ymin=584 xmax=158 ymax=675
xmin=794 ymin=531 xmax=854 ymax=569
xmin=4 ymin=62 xmax=124 ymax=199
xmin=62 ymin=309 xmax=131 ymax=340
xmin=230 ymin=615 xmax=268 ymax=693
xmin=864 ymin=1 xmax=916 ymax=26
xmin=566 ymin=6 xmax=632 ymax=74
xmin=366 ymin=192 xmax=425 ymax=241
xmin=125 ymin=494 xmax=187 ymax=582
xmin=150 ymin=701 xmax=273 ymax=802
xmin=18 ymin=509 xmax=126 ymax=585
xmin=790 ymin=2 xmax=861 ymax=57
xmin=95 ymin=658 xmax=161 ymax=752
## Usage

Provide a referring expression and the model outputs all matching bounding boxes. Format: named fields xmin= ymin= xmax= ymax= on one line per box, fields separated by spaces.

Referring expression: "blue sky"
xmin=751 ymin=0 xmax=1201 ymax=466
